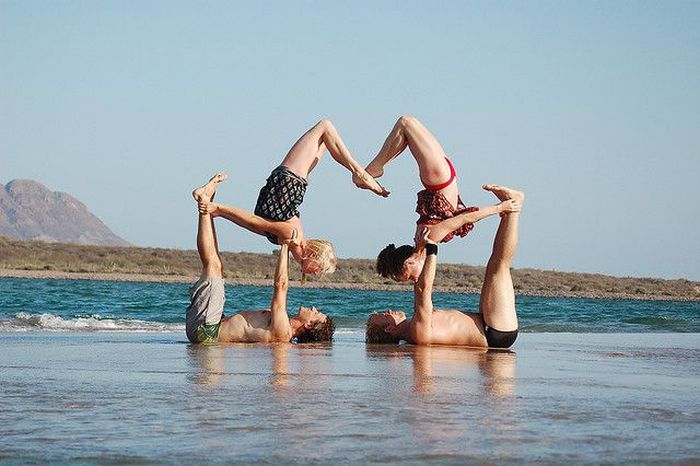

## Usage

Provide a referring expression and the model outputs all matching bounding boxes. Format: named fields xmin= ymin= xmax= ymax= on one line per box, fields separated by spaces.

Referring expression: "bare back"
xmin=218 ymin=310 xmax=292 ymax=343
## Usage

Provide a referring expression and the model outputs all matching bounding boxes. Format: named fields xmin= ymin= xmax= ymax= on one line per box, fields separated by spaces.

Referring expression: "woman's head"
xmin=376 ymin=244 xmax=423 ymax=282
xmin=301 ymin=239 xmax=337 ymax=276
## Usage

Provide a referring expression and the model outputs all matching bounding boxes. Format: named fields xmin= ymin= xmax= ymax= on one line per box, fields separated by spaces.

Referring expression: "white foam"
xmin=0 ymin=312 xmax=183 ymax=333
xmin=334 ymin=328 xmax=364 ymax=336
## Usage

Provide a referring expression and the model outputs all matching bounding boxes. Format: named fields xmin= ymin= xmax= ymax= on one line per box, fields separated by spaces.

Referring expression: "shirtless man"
xmin=186 ymin=173 xmax=335 ymax=344
xmin=197 ymin=119 xmax=389 ymax=280
xmin=366 ymin=116 xmax=503 ymax=281
xmin=366 ymin=185 xmax=523 ymax=349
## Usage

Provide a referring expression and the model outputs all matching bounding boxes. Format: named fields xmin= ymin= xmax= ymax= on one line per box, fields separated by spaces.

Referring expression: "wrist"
xmin=425 ymin=243 xmax=438 ymax=256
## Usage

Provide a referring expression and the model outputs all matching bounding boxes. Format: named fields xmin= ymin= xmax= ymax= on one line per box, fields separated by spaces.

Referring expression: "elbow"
xmin=274 ymin=279 xmax=288 ymax=291
xmin=414 ymin=283 xmax=432 ymax=296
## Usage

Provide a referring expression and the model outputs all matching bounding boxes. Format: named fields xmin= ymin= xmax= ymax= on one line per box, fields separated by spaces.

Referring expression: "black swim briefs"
xmin=483 ymin=324 xmax=518 ymax=349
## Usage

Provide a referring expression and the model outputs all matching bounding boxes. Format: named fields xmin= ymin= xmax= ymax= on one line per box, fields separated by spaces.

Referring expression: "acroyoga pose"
xmin=196 ymin=119 xmax=389 ymax=279
xmin=186 ymin=174 xmax=335 ymax=344
xmin=366 ymin=116 xmax=519 ymax=282
xmin=366 ymin=185 xmax=524 ymax=349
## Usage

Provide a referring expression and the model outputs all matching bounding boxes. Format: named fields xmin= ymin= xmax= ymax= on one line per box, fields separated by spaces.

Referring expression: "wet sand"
xmin=1 ymin=331 xmax=698 ymax=463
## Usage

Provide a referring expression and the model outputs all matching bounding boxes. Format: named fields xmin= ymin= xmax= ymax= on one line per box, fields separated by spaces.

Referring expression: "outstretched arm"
xmin=423 ymin=199 xmax=521 ymax=244
xmin=199 ymin=202 xmax=289 ymax=243
xmin=269 ymin=234 xmax=295 ymax=340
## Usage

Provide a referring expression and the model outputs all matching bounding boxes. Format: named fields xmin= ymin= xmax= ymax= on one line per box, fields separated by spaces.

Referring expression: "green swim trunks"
xmin=185 ymin=278 xmax=226 ymax=343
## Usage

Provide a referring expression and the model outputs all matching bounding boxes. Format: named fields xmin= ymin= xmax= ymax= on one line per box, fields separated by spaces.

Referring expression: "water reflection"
xmin=187 ymin=344 xmax=225 ymax=386
xmin=365 ymin=344 xmax=517 ymax=397
xmin=270 ymin=342 xmax=292 ymax=388
xmin=479 ymin=349 xmax=517 ymax=398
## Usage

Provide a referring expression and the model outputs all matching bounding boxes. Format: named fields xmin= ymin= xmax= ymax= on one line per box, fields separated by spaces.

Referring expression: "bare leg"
xmin=210 ymin=192 xmax=222 ymax=267
xmin=194 ymin=175 xmax=226 ymax=279
xmin=197 ymin=211 xmax=223 ymax=280
xmin=478 ymin=187 xmax=524 ymax=332
xmin=280 ymin=119 xmax=388 ymax=196
xmin=366 ymin=116 xmax=455 ymax=187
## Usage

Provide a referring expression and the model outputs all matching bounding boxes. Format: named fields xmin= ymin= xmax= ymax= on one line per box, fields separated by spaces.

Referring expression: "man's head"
xmin=376 ymin=244 xmax=425 ymax=282
xmin=301 ymin=239 xmax=337 ymax=276
xmin=293 ymin=306 xmax=336 ymax=343
xmin=365 ymin=310 xmax=407 ymax=344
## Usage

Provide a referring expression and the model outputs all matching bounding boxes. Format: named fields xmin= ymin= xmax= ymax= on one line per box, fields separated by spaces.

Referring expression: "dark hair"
xmin=365 ymin=314 xmax=401 ymax=344
xmin=296 ymin=316 xmax=336 ymax=343
xmin=376 ymin=244 xmax=414 ymax=280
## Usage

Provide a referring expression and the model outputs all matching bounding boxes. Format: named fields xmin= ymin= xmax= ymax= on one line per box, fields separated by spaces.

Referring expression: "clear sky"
xmin=1 ymin=1 xmax=699 ymax=280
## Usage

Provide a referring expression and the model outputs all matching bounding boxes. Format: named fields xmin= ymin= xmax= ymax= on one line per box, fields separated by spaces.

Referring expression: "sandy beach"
xmin=2 ymin=331 xmax=698 ymax=463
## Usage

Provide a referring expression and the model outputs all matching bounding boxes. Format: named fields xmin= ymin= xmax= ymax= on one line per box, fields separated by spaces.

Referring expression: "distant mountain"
xmin=0 ymin=179 xmax=130 ymax=246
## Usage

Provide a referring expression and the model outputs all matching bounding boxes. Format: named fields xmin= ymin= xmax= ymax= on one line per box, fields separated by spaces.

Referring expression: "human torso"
xmin=218 ymin=310 xmax=292 ymax=343
xmin=408 ymin=309 xmax=488 ymax=347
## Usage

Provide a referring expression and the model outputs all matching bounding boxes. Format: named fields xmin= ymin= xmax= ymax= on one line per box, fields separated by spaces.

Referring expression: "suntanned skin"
xmin=369 ymin=185 xmax=524 ymax=347
xmin=192 ymin=174 xmax=328 ymax=343
xmin=365 ymin=116 xmax=519 ymax=281
xmin=396 ymin=194 xmax=521 ymax=282
xmin=197 ymin=119 xmax=388 ymax=273
xmin=364 ymin=116 xmax=464 ymax=241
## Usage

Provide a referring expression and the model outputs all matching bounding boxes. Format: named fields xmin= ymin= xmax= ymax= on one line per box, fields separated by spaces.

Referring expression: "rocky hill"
xmin=0 ymin=179 xmax=130 ymax=246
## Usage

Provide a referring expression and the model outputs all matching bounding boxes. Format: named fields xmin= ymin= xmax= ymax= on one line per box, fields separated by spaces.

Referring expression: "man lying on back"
xmin=186 ymin=173 xmax=335 ymax=344
xmin=366 ymin=185 xmax=523 ymax=349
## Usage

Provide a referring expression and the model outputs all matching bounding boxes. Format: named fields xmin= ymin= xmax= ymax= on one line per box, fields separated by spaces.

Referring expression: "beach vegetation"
xmin=0 ymin=237 xmax=698 ymax=300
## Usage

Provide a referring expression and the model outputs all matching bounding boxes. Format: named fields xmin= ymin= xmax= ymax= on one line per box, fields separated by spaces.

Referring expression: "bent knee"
xmin=203 ymin=257 xmax=223 ymax=278
xmin=316 ymin=118 xmax=335 ymax=131
xmin=398 ymin=115 xmax=419 ymax=128
xmin=485 ymin=259 xmax=512 ymax=277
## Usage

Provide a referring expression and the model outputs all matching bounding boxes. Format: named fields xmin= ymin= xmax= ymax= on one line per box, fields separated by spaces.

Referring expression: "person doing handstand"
xmin=365 ymin=116 xmax=509 ymax=281
xmin=186 ymin=174 xmax=335 ymax=344
xmin=196 ymin=119 xmax=389 ymax=279
xmin=366 ymin=185 xmax=524 ymax=349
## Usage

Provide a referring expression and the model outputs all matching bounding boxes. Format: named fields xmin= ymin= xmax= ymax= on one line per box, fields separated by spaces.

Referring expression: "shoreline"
xmin=2 ymin=268 xmax=698 ymax=302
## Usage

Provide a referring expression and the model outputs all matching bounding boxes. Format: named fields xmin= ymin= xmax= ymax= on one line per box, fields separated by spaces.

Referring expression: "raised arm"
xmin=411 ymin=232 xmax=438 ymax=345
xmin=425 ymin=199 xmax=521 ymax=244
xmin=269 ymin=234 xmax=294 ymax=341
xmin=199 ymin=201 xmax=289 ymax=242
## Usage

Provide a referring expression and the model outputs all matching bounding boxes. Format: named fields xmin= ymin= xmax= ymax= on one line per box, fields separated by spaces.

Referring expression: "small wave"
xmin=334 ymin=328 xmax=364 ymax=335
xmin=0 ymin=312 xmax=183 ymax=333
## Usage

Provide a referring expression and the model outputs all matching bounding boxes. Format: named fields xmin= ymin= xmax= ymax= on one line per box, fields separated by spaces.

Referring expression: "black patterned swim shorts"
xmin=254 ymin=166 xmax=308 ymax=243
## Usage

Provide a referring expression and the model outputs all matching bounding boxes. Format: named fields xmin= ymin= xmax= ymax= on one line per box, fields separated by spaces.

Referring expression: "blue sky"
xmin=1 ymin=1 xmax=699 ymax=280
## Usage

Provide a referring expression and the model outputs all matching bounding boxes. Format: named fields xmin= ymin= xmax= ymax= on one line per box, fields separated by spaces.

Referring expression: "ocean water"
xmin=1 ymin=277 xmax=699 ymax=464
xmin=0 ymin=277 xmax=698 ymax=334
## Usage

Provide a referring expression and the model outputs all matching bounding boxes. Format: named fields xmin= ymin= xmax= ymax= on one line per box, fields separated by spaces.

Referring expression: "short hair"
xmin=296 ymin=316 xmax=336 ymax=343
xmin=365 ymin=314 xmax=401 ymax=344
xmin=376 ymin=244 xmax=414 ymax=280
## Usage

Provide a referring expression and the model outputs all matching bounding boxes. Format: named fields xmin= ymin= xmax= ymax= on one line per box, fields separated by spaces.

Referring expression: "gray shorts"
xmin=185 ymin=278 xmax=226 ymax=343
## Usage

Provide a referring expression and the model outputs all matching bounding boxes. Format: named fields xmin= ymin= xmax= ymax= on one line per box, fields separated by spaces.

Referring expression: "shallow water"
xmin=1 ymin=332 xmax=699 ymax=464
xmin=1 ymin=277 xmax=698 ymax=334
xmin=1 ymin=277 xmax=699 ymax=463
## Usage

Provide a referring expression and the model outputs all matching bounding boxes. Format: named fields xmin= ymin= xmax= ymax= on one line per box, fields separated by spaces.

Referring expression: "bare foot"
xmin=192 ymin=173 xmax=227 ymax=203
xmin=352 ymin=170 xmax=390 ymax=197
xmin=482 ymin=184 xmax=525 ymax=202
xmin=364 ymin=161 xmax=384 ymax=179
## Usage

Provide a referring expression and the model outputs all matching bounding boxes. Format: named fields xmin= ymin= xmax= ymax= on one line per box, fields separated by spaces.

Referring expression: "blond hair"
xmin=301 ymin=239 xmax=336 ymax=285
